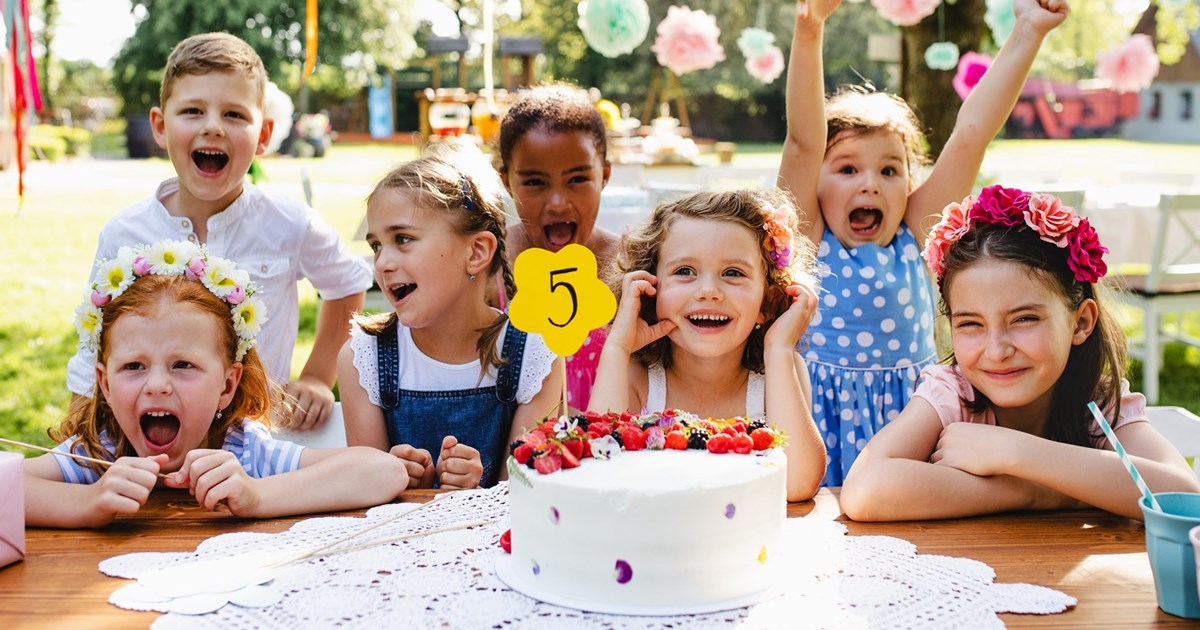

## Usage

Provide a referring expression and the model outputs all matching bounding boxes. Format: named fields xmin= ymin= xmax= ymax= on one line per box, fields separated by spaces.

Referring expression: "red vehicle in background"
xmin=1007 ymin=78 xmax=1141 ymax=139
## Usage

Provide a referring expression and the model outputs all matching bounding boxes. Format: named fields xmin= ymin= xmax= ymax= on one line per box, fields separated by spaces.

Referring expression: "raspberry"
xmin=687 ymin=427 xmax=711 ymax=450
xmin=499 ymin=529 xmax=512 ymax=553
xmin=620 ymin=426 xmax=646 ymax=451
xmin=707 ymin=433 xmax=733 ymax=454
xmin=731 ymin=434 xmax=754 ymax=455
xmin=533 ymin=452 xmax=563 ymax=474
xmin=513 ymin=443 xmax=534 ymax=464
xmin=750 ymin=428 xmax=774 ymax=451
xmin=664 ymin=431 xmax=689 ymax=450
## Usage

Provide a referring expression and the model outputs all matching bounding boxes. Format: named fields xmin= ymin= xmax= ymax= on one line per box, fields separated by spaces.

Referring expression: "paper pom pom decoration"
xmin=984 ymin=0 xmax=1015 ymax=45
xmin=1095 ymin=34 xmax=1161 ymax=94
xmin=871 ymin=0 xmax=941 ymax=26
xmin=953 ymin=51 xmax=992 ymax=100
xmin=746 ymin=46 xmax=785 ymax=83
xmin=737 ymin=27 xmax=775 ymax=59
xmin=924 ymin=42 xmax=959 ymax=71
xmin=578 ymin=0 xmax=651 ymax=58
xmin=651 ymin=5 xmax=725 ymax=76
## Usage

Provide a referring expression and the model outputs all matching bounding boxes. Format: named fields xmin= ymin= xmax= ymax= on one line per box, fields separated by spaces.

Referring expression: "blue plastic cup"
xmin=1142 ymin=492 xmax=1200 ymax=618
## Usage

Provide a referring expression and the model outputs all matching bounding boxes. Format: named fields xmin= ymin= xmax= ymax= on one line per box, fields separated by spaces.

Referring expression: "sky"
xmin=44 ymin=0 xmax=137 ymax=66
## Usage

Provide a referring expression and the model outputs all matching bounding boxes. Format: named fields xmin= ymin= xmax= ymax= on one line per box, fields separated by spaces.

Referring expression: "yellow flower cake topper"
xmin=509 ymin=244 xmax=617 ymax=357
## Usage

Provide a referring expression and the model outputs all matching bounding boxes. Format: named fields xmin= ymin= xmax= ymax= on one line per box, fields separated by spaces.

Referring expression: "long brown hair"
xmin=54 ymin=274 xmax=272 ymax=470
xmin=356 ymin=141 xmax=515 ymax=376
xmin=608 ymin=188 xmax=817 ymax=372
xmin=938 ymin=223 xmax=1127 ymax=447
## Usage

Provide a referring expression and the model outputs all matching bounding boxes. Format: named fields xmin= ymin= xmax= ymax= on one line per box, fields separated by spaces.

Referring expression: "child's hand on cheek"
xmin=87 ymin=453 xmax=169 ymax=526
xmin=389 ymin=444 xmax=436 ymax=489
xmin=764 ymin=283 xmax=819 ymax=350
xmin=437 ymin=435 xmax=483 ymax=490
xmin=164 ymin=449 xmax=261 ymax=516
xmin=609 ymin=271 xmax=677 ymax=355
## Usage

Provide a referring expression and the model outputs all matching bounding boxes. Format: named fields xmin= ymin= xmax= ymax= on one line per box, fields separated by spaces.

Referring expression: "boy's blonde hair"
xmin=160 ymin=32 xmax=267 ymax=108
xmin=609 ymin=188 xmax=817 ymax=373
xmin=826 ymin=88 xmax=929 ymax=186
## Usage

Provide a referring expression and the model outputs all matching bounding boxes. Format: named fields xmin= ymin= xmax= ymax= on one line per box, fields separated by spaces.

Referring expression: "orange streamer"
xmin=302 ymin=0 xmax=318 ymax=82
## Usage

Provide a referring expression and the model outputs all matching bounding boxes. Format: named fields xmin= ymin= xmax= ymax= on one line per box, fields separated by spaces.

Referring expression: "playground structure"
xmin=1007 ymin=78 xmax=1141 ymax=140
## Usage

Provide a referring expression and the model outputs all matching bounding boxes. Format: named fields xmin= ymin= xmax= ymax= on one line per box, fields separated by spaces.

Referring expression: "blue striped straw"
xmin=1088 ymin=401 xmax=1161 ymax=512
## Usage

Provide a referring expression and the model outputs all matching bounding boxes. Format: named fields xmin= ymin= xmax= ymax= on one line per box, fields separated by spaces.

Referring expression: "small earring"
xmin=469 ymin=273 xmax=477 ymax=282
xmin=755 ymin=323 xmax=762 ymax=330
xmin=215 ymin=409 xmax=223 ymax=420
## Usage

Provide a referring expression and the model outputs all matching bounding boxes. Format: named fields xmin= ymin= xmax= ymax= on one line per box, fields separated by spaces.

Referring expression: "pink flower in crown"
xmin=185 ymin=256 xmax=206 ymax=280
xmin=90 ymin=288 xmax=111 ymax=307
xmin=922 ymin=195 xmax=974 ymax=279
xmin=226 ymin=284 xmax=246 ymax=305
xmin=1024 ymin=193 xmax=1080 ymax=248
xmin=131 ymin=256 xmax=153 ymax=277
xmin=762 ymin=205 xmax=794 ymax=269
xmin=973 ymin=185 xmax=1028 ymax=227
xmin=1066 ymin=218 xmax=1109 ymax=283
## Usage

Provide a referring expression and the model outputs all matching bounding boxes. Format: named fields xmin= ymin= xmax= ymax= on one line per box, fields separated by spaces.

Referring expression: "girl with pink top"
xmin=841 ymin=187 xmax=1200 ymax=521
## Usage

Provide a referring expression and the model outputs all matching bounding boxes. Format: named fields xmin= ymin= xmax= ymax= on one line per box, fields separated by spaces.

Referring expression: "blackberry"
xmin=570 ymin=414 xmax=589 ymax=431
xmin=509 ymin=439 xmax=524 ymax=455
xmin=687 ymin=427 xmax=711 ymax=450
xmin=747 ymin=419 xmax=767 ymax=433
xmin=610 ymin=430 xmax=625 ymax=448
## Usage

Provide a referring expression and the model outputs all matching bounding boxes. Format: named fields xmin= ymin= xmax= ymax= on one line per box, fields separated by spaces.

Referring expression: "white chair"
xmin=273 ymin=401 xmax=348 ymax=448
xmin=1146 ymin=406 xmax=1200 ymax=478
xmin=1037 ymin=189 xmax=1085 ymax=212
xmin=1114 ymin=194 xmax=1200 ymax=404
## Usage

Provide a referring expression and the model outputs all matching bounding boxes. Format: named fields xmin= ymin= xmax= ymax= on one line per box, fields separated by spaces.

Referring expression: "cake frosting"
xmin=503 ymin=446 xmax=786 ymax=614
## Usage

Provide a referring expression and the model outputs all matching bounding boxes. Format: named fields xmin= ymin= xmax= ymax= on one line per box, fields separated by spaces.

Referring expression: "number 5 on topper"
xmin=508 ymin=244 xmax=617 ymax=413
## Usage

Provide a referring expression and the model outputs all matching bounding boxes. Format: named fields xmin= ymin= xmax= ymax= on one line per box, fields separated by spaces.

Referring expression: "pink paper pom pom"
xmin=1096 ymin=34 xmax=1160 ymax=94
xmin=953 ymin=51 xmax=992 ymax=100
xmin=746 ymin=46 xmax=785 ymax=84
xmin=871 ymin=0 xmax=941 ymax=27
xmin=651 ymin=6 xmax=725 ymax=76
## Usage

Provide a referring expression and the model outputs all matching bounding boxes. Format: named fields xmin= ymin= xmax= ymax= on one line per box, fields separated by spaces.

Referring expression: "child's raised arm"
xmin=779 ymin=0 xmax=842 ymax=243
xmin=763 ymin=283 xmax=826 ymax=501
xmin=590 ymin=271 xmax=676 ymax=413
xmin=23 ymin=453 xmax=166 ymax=528
xmin=905 ymin=0 xmax=1068 ymax=245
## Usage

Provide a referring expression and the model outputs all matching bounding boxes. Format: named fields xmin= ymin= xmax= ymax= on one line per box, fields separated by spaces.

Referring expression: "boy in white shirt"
xmin=67 ymin=32 xmax=371 ymax=430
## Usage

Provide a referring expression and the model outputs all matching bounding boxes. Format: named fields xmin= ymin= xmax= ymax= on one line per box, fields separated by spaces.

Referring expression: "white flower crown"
xmin=74 ymin=239 xmax=268 ymax=361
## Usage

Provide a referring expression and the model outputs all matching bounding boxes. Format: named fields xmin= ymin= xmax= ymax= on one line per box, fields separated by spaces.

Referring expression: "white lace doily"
xmin=100 ymin=484 xmax=1076 ymax=629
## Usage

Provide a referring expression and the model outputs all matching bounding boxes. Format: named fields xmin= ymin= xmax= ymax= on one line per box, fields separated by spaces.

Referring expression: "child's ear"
xmin=149 ymin=108 xmax=167 ymax=149
xmin=218 ymin=362 xmax=244 ymax=411
xmin=601 ymin=160 xmax=611 ymax=188
xmin=1071 ymin=298 xmax=1100 ymax=346
xmin=466 ymin=230 xmax=499 ymax=277
xmin=96 ymin=362 xmax=111 ymax=402
xmin=255 ymin=118 xmax=274 ymax=156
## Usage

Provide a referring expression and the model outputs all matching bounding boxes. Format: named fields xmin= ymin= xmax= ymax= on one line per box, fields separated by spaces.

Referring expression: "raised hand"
xmin=796 ymin=0 xmax=843 ymax=23
xmin=1014 ymin=0 xmax=1069 ymax=36
xmin=763 ymin=282 xmax=819 ymax=350
xmin=437 ymin=435 xmax=483 ymax=490
xmin=88 ymin=454 xmax=167 ymax=525
xmin=607 ymin=270 xmax=677 ymax=355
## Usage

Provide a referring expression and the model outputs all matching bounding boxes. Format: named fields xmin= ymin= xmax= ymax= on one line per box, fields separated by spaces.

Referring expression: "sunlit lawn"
xmin=2 ymin=137 xmax=1199 ymax=447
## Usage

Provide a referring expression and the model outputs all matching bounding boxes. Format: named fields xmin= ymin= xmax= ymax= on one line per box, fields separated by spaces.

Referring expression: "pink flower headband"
xmin=762 ymin=204 xmax=795 ymax=270
xmin=922 ymin=185 xmax=1108 ymax=284
xmin=74 ymin=239 xmax=267 ymax=361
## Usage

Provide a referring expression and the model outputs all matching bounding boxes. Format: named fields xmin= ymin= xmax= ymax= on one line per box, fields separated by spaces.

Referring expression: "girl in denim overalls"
xmin=338 ymin=142 xmax=563 ymax=489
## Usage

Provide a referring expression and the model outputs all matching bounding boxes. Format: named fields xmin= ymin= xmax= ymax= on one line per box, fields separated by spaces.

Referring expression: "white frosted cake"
xmin=502 ymin=447 xmax=786 ymax=614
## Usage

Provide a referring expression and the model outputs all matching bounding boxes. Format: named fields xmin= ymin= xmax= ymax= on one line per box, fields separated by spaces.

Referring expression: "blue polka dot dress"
xmin=804 ymin=225 xmax=937 ymax=486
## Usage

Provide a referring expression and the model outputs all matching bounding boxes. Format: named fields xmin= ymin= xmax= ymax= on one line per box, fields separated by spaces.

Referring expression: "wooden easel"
xmin=641 ymin=68 xmax=690 ymax=130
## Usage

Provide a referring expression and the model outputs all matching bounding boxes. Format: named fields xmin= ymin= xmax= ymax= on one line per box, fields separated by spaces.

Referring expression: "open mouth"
xmin=192 ymin=149 xmax=230 ymax=174
xmin=849 ymin=208 xmax=883 ymax=235
xmin=543 ymin=221 xmax=577 ymax=250
xmin=388 ymin=282 xmax=416 ymax=303
xmin=140 ymin=411 xmax=181 ymax=449
xmin=687 ymin=313 xmax=731 ymax=330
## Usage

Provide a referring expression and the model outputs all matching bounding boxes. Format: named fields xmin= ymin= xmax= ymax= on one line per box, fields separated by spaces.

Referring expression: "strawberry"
xmin=721 ymin=425 xmax=738 ymax=437
xmin=538 ymin=420 xmax=558 ymax=436
xmin=587 ymin=421 xmax=613 ymax=437
xmin=581 ymin=438 xmax=593 ymax=458
xmin=664 ymin=431 xmax=688 ymax=450
xmin=619 ymin=426 xmax=646 ymax=451
xmin=513 ymin=443 xmax=534 ymax=464
xmin=533 ymin=452 xmax=563 ymax=474
xmin=562 ymin=438 xmax=585 ymax=460
xmin=560 ymin=445 xmax=581 ymax=469
xmin=499 ymin=529 xmax=512 ymax=553
xmin=733 ymin=421 xmax=748 ymax=434
xmin=731 ymin=433 xmax=754 ymax=455
xmin=584 ymin=410 xmax=606 ymax=423
xmin=750 ymin=428 xmax=775 ymax=451
xmin=707 ymin=433 xmax=733 ymax=454
xmin=518 ymin=430 xmax=548 ymax=448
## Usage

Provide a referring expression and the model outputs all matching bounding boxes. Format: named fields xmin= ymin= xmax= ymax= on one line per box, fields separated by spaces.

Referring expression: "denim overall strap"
xmin=494 ymin=323 xmax=527 ymax=404
xmin=376 ymin=319 xmax=401 ymax=410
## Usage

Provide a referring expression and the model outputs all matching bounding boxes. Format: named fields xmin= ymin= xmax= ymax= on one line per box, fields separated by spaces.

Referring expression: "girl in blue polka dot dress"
xmin=779 ymin=0 xmax=1068 ymax=485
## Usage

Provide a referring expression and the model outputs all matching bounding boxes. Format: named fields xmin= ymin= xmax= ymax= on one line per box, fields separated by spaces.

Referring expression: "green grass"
xmin=1 ymin=138 xmax=1199 ymax=449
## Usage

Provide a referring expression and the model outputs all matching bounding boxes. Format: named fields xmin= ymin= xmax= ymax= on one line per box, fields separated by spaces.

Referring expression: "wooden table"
xmin=0 ymin=488 xmax=1194 ymax=628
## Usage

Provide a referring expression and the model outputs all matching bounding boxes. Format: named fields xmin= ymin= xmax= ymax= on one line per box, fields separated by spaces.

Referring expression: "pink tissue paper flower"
xmin=1024 ymin=193 xmax=1080 ymax=248
xmin=972 ymin=184 xmax=1027 ymax=228
xmin=1095 ymin=34 xmax=1160 ymax=94
xmin=953 ymin=51 xmax=992 ymax=100
xmin=651 ymin=6 xmax=725 ymax=76
xmin=922 ymin=196 xmax=974 ymax=278
xmin=871 ymin=0 xmax=941 ymax=27
xmin=1066 ymin=218 xmax=1108 ymax=283
xmin=746 ymin=46 xmax=785 ymax=84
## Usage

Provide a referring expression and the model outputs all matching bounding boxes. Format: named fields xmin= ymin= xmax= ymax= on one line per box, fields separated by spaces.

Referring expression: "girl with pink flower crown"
xmin=25 ymin=240 xmax=408 ymax=528
xmin=590 ymin=188 xmax=828 ymax=501
xmin=839 ymin=188 xmax=1200 ymax=521
xmin=780 ymin=0 xmax=1069 ymax=485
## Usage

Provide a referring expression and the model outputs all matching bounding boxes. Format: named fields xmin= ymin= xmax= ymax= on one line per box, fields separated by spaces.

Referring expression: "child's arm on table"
xmin=763 ymin=283 xmax=825 ymax=501
xmin=165 ymin=446 xmax=408 ymax=517
xmin=779 ymin=0 xmax=842 ymax=243
xmin=906 ymin=0 xmax=1068 ymax=245
xmin=840 ymin=399 xmax=1081 ymax=521
xmin=23 ymin=453 xmax=166 ymax=528
xmin=929 ymin=420 xmax=1200 ymax=520
xmin=498 ymin=357 xmax=565 ymax=481
xmin=286 ymin=291 xmax=366 ymax=431
xmin=590 ymin=271 xmax=676 ymax=413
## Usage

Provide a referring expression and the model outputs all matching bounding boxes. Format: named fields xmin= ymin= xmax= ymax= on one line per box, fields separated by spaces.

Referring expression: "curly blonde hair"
xmin=609 ymin=188 xmax=817 ymax=372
